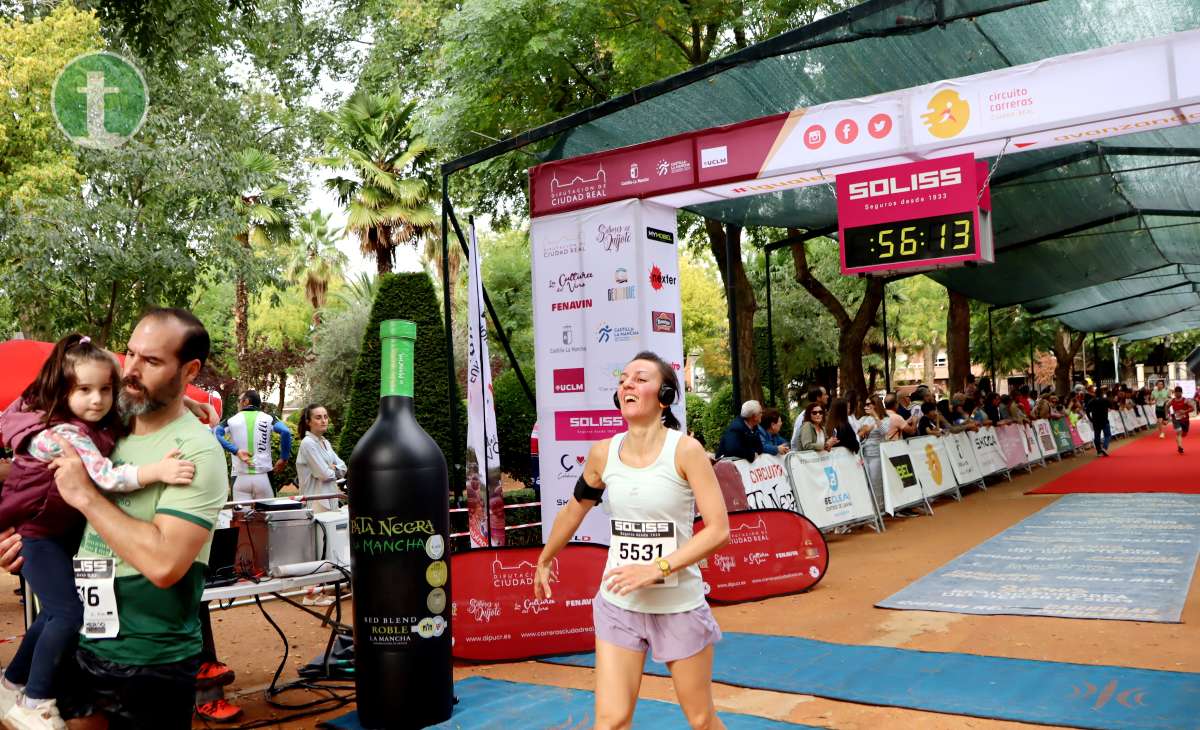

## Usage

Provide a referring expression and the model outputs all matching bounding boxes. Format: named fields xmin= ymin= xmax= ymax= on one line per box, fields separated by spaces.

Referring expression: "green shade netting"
xmin=539 ymin=0 xmax=1200 ymax=338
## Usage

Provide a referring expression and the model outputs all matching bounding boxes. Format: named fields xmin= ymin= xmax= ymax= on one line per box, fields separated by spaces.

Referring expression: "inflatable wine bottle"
xmin=348 ymin=320 xmax=452 ymax=728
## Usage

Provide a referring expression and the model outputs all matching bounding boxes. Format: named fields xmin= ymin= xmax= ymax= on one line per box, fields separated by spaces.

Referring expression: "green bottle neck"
xmin=380 ymin=337 xmax=415 ymax=398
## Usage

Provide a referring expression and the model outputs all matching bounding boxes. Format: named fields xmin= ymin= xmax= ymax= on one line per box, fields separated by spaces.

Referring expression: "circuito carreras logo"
xmin=924 ymin=442 xmax=943 ymax=485
xmin=921 ymin=89 xmax=970 ymax=139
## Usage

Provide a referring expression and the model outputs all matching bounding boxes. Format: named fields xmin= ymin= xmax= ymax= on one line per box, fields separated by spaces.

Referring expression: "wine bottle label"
xmin=380 ymin=337 xmax=414 ymax=397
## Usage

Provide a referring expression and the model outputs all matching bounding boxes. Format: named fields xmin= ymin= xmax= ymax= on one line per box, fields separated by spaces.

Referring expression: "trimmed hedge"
xmin=685 ymin=392 xmax=707 ymax=443
xmin=493 ymin=367 xmax=537 ymax=489
xmin=336 ymin=273 xmax=464 ymax=484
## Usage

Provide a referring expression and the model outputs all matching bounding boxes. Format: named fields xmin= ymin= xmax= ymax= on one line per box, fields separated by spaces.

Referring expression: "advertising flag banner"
xmin=784 ymin=448 xmax=877 ymax=531
xmin=1068 ymin=420 xmax=1085 ymax=448
xmin=1033 ymin=420 xmax=1058 ymax=455
xmin=967 ymin=426 xmax=1008 ymax=476
xmin=451 ymin=545 xmax=608 ymax=661
xmin=995 ymin=424 xmax=1029 ymax=470
xmin=906 ymin=436 xmax=959 ymax=499
xmin=531 ymin=201 xmax=685 ymax=545
xmin=1023 ymin=424 xmax=1044 ymax=464
xmin=881 ymin=440 xmax=925 ymax=515
xmin=466 ymin=223 xmax=503 ymax=547
xmin=725 ymin=454 xmax=797 ymax=512
xmin=943 ymin=432 xmax=983 ymax=485
xmin=695 ymin=510 xmax=828 ymax=603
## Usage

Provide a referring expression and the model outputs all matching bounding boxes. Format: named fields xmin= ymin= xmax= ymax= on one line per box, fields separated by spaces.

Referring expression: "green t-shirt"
xmin=1152 ymin=388 xmax=1171 ymax=407
xmin=77 ymin=411 xmax=229 ymax=666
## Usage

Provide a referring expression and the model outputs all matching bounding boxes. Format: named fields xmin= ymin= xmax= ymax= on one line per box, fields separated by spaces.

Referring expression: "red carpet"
xmin=1028 ymin=424 xmax=1200 ymax=494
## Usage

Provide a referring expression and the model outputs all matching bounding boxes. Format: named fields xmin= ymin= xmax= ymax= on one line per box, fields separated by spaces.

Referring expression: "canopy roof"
xmin=528 ymin=0 xmax=1200 ymax=341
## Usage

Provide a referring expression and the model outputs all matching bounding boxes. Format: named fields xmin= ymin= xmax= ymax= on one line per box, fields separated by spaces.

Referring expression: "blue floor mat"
xmin=542 ymin=633 xmax=1200 ymax=730
xmin=321 ymin=675 xmax=817 ymax=729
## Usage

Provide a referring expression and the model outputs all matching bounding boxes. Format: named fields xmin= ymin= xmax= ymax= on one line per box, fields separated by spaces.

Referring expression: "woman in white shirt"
xmin=535 ymin=351 xmax=730 ymax=730
xmin=295 ymin=404 xmax=346 ymax=513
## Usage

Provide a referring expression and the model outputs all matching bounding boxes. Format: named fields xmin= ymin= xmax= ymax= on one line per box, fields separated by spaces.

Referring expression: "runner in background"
xmin=534 ymin=351 xmax=730 ymax=730
xmin=1151 ymin=379 xmax=1171 ymax=439
xmin=1167 ymin=386 xmax=1193 ymax=455
xmin=214 ymin=390 xmax=292 ymax=501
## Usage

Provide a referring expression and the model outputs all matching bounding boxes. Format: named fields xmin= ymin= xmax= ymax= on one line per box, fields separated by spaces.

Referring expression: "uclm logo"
xmin=553 ymin=368 xmax=585 ymax=394
xmin=846 ymin=167 xmax=962 ymax=200
xmin=555 ymin=410 xmax=626 ymax=441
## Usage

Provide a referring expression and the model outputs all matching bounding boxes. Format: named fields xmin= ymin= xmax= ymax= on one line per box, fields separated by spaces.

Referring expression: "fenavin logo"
xmin=52 ymin=52 xmax=148 ymax=149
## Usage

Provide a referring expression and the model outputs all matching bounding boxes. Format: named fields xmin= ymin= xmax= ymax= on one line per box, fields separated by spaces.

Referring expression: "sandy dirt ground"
xmin=0 ymin=432 xmax=1195 ymax=729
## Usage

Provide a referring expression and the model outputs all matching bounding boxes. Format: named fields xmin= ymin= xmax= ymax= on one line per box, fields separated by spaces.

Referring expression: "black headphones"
xmin=613 ymin=383 xmax=677 ymax=409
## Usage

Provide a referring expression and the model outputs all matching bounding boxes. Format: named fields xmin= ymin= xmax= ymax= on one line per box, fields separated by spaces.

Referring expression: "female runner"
xmin=535 ymin=351 xmax=730 ymax=730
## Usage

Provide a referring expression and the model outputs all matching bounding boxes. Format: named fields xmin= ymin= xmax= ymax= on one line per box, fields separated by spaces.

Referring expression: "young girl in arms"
xmin=535 ymin=351 xmax=730 ymax=729
xmin=0 ymin=335 xmax=195 ymax=730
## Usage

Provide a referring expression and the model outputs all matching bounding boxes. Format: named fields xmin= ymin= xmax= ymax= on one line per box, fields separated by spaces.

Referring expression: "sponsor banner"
xmin=881 ymin=440 xmax=924 ymax=515
xmin=784 ymin=448 xmax=877 ymax=530
xmin=712 ymin=460 xmax=752 ymax=513
xmin=529 ymin=138 xmax=695 ymax=217
xmin=466 ymin=224 xmax=503 ymax=547
xmin=451 ymin=545 xmax=608 ymax=661
xmin=1172 ymin=380 xmax=1196 ymax=398
xmin=1068 ymin=419 xmax=1085 ymax=448
xmin=995 ymin=424 xmax=1029 ymax=470
xmin=906 ymin=435 xmax=959 ymax=499
xmin=531 ymin=201 xmax=684 ymax=545
xmin=1049 ymin=417 xmax=1074 ymax=454
xmin=1022 ymin=424 xmax=1044 ymax=463
xmin=695 ymin=510 xmax=828 ymax=603
xmin=1033 ymin=419 xmax=1057 ymax=454
xmin=724 ymin=454 xmax=797 ymax=512
xmin=943 ymin=432 xmax=983 ymax=484
xmin=968 ymin=426 xmax=1008 ymax=476
xmin=1109 ymin=409 xmax=1126 ymax=436
xmin=1075 ymin=418 xmax=1095 ymax=446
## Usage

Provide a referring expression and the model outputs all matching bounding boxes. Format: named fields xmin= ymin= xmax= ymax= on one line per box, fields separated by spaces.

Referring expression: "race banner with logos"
xmin=1049 ymin=417 xmax=1074 ymax=455
xmin=784 ymin=448 xmax=878 ymax=531
xmin=722 ymin=454 xmax=797 ymax=512
xmin=1068 ymin=419 xmax=1085 ymax=448
xmin=942 ymin=432 xmax=983 ymax=486
xmin=1027 ymin=422 xmax=1046 ymax=461
xmin=531 ymin=200 xmax=685 ymax=545
xmin=695 ymin=509 xmax=828 ymax=603
xmin=1108 ymin=410 xmax=1125 ymax=436
xmin=995 ymin=424 xmax=1028 ymax=470
xmin=906 ymin=435 xmax=959 ymax=500
xmin=967 ymin=426 xmax=1008 ymax=477
xmin=712 ymin=460 xmax=752 ymax=513
xmin=880 ymin=440 xmax=926 ymax=515
xmin=1033 ymin=419 xmax=1058 ymax=455
xmin=451 ymin=545 xmax=608 ymax=661
xmin=1076 ymin=418 xmax=1095 ymax=446
xmin=466 ymin=223 xmax=503 ymax=547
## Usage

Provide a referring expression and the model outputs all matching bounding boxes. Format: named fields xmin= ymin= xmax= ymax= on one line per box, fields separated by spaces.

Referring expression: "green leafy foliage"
xmin=684 ymin=392 xmax=708 ymax=442
xmin=336 ymin=273 xmax=463 ymax=486
xmin=700 ymin=384 xmax=735 ymax=452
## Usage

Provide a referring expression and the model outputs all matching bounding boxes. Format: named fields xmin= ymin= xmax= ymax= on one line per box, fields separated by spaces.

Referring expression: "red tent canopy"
xmin=0 ymin=340 xmax=222 ymax=421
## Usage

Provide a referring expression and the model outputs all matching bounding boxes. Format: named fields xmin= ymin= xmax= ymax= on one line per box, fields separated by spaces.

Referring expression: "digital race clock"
xmin=836 ymin=154 xmax=994 ymax=276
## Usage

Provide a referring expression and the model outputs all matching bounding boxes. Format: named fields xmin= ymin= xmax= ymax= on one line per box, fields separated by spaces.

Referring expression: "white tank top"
xmin=599 ymin=429 xmax=705 ymax=614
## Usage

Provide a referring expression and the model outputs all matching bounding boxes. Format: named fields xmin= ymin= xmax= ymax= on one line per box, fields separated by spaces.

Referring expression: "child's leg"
xmin=19 ymin=537 xmax=83 ymax=700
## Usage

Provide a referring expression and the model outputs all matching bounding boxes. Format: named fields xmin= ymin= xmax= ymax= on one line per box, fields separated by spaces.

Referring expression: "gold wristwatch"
xmin=656 ymin=558 xmax=671 ymax=578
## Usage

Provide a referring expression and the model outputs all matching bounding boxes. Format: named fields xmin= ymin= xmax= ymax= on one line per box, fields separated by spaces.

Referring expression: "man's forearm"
xmin=75 ymin=491 xmax=175 ymax=584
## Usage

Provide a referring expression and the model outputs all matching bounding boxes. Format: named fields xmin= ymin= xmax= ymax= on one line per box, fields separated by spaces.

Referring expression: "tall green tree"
xmin=318 ymin=92 xmax=438 ymax=274
xmin=289 ymin=210 xmax=349 ymax=327
xmin=232 ymin=147 xmax=295 ymax=372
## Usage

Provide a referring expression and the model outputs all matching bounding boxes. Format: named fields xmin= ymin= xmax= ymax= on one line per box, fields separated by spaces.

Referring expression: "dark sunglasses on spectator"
xmin=812 ymin=410 xmax=824 ymax=415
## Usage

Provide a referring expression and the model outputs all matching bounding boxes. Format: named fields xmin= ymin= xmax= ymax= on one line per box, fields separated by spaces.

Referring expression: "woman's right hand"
xmin=0 ymin=528 xmax=22 ymax=573
xmin=533 ymin=562 xmax=554 ymax=599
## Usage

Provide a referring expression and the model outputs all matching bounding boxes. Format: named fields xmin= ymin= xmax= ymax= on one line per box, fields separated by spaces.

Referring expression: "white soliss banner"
xmin=968 ymin=426 xmax=1009 ymax=476
xmin=785 ymin=448 xmax=877 ymax=530
xmin=531 ymin=200 xmax=685 ymax=545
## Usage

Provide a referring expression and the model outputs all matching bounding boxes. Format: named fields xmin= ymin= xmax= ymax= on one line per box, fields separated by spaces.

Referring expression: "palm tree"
xmin=233 ymin=148 xmax=294 ymax=371
xmin=317 ymin=91 xmax=437 ymax=274
xmin=289 ymin=210 xmax=349 ymax=327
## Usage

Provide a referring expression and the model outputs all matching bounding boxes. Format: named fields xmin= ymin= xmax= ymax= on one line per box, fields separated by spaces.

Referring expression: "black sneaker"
xmin=1179 ymin=446 xmax=1184 ymax=455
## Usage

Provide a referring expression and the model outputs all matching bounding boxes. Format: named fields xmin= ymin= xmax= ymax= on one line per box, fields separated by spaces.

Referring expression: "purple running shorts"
xmin=592 ymin=593 xmax=722 ymax=663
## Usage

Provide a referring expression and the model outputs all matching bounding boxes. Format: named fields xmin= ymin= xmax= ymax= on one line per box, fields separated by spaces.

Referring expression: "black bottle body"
xmin=348 ymin=396 xmax=452 ymax=729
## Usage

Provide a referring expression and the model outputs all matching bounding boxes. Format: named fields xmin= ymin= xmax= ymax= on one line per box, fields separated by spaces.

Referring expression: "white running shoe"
xmin=5 ymin=697 xmax=67 ymax=730
xmin=1160 ymin=432 xmax=1166 ymax=438
xmin=0 ymin=679 xmax=21 ymax=717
